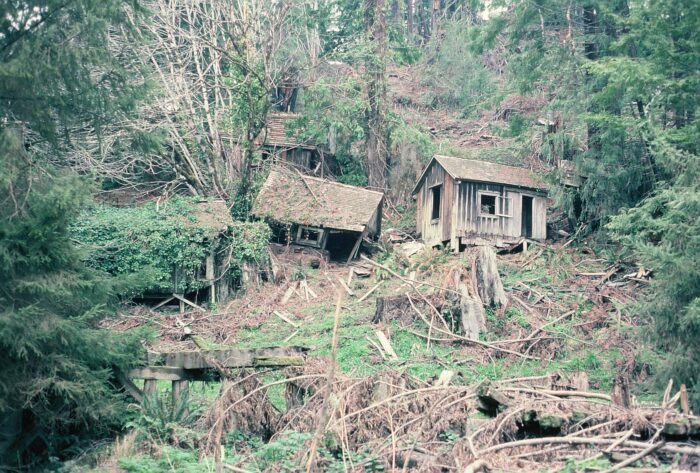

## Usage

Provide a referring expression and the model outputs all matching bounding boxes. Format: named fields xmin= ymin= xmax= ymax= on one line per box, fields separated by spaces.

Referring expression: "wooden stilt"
xmin=206 ymin=252 xmax=215 ymax=305
xmin=172 ymin=380 xmax=189 ymax=417
xmin=144 ymin=379 xmax=157 ymax=396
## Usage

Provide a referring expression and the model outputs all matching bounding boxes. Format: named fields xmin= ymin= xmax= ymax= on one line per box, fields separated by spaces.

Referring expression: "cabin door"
xmin=521 ymin=196 xmax=533 ymax=238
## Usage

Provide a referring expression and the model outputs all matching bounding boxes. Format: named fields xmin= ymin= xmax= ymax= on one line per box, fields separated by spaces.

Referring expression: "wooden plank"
xmin=172 ymin=380 xmax=189 ymax=417
xmin=303 ymin=281 xmax=318 ymax=299
xmin=153 ymin=296 xmax=175 ymax=310
xmin=280 ymin=282 xmax=298 ymax=305
xmin=128 ymin=366 xmax=196 ymax=381
xmin=253 ymin=355 xmax=304 ymax=367
xmin=114 ymin=367 xmax=143 ymax=403
xmin=336 ymin=275 xmax=355 ymax=296
xmin=273 ymin=310 xmax=300 ymax=328
xmin=172 ymin=293 xmax=206 ymax=312
xmin=358 ymin=281 xmax=382 ymax=302
xmin=164 ymin=346 xmax=310 ymax=370
xmin=283 ymin=330 xmax=299 ymax=343
xmin=374 ymin=330 xmax=398 ymax=360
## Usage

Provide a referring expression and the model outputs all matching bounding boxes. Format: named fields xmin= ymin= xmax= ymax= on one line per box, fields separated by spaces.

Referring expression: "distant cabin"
xmin=412 ymin=155 xmax=549 ymax=249
xmin=258 ymin=112 xmax=334 ymax=176
xmin=252 ymin=167 xmax=384 ymax=262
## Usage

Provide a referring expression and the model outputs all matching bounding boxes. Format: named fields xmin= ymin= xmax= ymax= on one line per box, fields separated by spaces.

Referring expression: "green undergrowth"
xmin=99 ymin=245 xmax=656 ymax=472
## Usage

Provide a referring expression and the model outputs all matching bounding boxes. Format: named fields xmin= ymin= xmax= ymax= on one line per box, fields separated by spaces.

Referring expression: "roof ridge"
xmin=434 ymin=154 xmax=532 ymax=170
xmin=301 ymin=173 xmax=385 ymax=196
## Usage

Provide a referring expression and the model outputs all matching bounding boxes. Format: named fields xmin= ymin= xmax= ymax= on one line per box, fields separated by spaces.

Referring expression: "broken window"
xmin=431 ymin=185 xmax=442 ymax=220
xmin=479 ymin=193 xmax=497 ymax=216
xmin=295 ymin=226 xmax=324 ymax=248
xmin=497 ymin=195 xmax=513 ymax=217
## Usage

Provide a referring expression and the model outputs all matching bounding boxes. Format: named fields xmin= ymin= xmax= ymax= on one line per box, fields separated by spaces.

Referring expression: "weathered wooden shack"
xmin=259 ymin=112 xmax=334 ymax=175
xmin=412 ymin=155 xmax=549 ymax=249
xmin=252 ymin=167 xmax=384 ymax=261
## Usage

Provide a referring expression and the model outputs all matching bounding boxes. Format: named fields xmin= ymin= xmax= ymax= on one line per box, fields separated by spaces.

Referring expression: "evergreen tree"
xmin=479 ymin=0 xmax=699 ymax=404
xmin=0 ymin=0 xmax=146 ymax=465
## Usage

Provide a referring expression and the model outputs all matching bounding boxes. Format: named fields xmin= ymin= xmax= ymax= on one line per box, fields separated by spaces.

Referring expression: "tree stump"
xmin=473 ymin=246 xmax=507 ymax=307
xmin=460 ymin=296 xmax=485 ymax=340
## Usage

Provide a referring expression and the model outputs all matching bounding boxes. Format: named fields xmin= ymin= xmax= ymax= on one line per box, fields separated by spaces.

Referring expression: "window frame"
xmin=429 ymin=184 xmax=442 ymax=222
xmin=477 ymin=191 xmax=499 ymax=218
xmin=295 ymin=226 xmax=325 ymax=248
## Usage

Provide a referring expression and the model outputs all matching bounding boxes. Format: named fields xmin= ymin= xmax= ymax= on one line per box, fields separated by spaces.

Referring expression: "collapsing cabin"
xmin=412 ymin=155 xmax=549 ymax=249
xmin=251 ymin=167 xmax=384 ymax=261
xmin=259 ymin=112 xmax=334 ymax=176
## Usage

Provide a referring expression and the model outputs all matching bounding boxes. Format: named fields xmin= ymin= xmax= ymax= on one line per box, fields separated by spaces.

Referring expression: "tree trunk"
xmin=407 ymin=0 xmax=414 ymax=35
xmin=364 ymin=0 xmax=388 ymax=190
xmin=472 ymin=246 xmax=507 ymax=307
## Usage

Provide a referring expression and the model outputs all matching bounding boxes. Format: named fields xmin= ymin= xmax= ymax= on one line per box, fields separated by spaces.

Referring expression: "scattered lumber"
xmin=358 ymin=281 xmax=382 ymax=302
xmin=280 ymin=282 xmax=298 ymax=305
xmin=336 ymin=275 xmax=355 ymax=296
xmin=374 ymin=330 xmax=398 ymax=360
xmin=172 ymin=293 xmax=206 ymax=312
xmin=273 ymin=310 xmax=300 ymax=328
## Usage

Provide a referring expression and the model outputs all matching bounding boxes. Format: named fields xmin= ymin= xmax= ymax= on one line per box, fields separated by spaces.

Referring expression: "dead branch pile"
xmin=212 ymin=365 xmax=699 ymax=472
xmin=197 ymin=370 xmax=280 ymax=455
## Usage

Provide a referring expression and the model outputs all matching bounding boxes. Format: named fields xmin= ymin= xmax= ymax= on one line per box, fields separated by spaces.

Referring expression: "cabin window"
xmin=430 ymin=185 xmax=442 ymax=220
xmin=295 ymin=226 xmax=324 ymax=248
xmin=497 ymin=195 xmax=513 ymax=217
xmin=479 ymin=193 xmax=497 ymax=216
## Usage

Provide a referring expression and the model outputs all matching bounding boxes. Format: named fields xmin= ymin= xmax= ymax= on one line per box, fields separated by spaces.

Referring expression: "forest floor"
xmin=75 ymin=236 xmax=700 ymax=473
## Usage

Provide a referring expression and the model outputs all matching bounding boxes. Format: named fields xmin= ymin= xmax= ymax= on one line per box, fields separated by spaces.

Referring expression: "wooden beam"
xmin=172 ymin=293 xmax=206 ymax=312
xmin=114 ymin=367 xmax=143 ymax=403
xmin=273 ymin=310 xmax=300 ymax=328
xmin=253 ymin=355 xmax=305 ymax=367
xmin=128 ymin=366 xmax=197 ymax=381
xmin=358 ymin=281 xmax=382 ymax=302
xmin=153 ymin=296 xmax=175 ymax=310
xmin=163 ymin=346 xmax=310 ymax=370
xmin=347 ymin=228 xmax=367 ymax=263
xmin=374 ymin=330 xmax=398 ymax=360
xmin=336 ymin=275 xmax=355 ymax=296
xmin=172 ymin=380 xmax=189 ymax=418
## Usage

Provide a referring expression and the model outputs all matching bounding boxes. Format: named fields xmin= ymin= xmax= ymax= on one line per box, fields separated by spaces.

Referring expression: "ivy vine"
xmin=72 ymin=197 xmax=271 ymax=295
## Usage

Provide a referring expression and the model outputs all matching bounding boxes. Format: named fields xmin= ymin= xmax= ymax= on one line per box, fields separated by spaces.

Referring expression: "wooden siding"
xmin=416 ymin=160 xmax=454 ymax=246
xmin=455 ymin=182 xmax=546 ymax=241
xmin=416 ymin=160 xmax=547 ymax=247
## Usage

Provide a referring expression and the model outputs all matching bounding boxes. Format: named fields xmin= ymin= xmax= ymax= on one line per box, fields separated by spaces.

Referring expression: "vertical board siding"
xmin=416 ymin=160 xmax=448 ymax=246
xmin=416 ymin=161 xmax=548 ymax=246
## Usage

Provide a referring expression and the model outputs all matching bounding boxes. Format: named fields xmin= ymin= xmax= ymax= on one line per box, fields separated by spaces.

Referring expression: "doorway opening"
xmin=521 ymin=196 xmax=533 ymax=238
xmin=325 ymin=231 xmax=358 ymax=262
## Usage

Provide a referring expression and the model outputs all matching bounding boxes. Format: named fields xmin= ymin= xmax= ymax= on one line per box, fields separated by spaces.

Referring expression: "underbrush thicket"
xmin=72 ymin=198 xmax=271 ymax=296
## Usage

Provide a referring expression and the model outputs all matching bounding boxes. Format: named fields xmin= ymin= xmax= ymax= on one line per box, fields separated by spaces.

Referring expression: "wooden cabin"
xmin=259 ymin=112 xmax=334 ymax=176
xmin=252 ymin=167 xmax=384 ymax=262
xmin=412 ymin=155 xmax=549 ymax=250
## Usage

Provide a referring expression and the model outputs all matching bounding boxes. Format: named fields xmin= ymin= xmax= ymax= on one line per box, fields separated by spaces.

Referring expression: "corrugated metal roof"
xmin=413 ymin=155 xmax=548 ymax=193
xmin=251 ymin=167 xmax=384 ymax=233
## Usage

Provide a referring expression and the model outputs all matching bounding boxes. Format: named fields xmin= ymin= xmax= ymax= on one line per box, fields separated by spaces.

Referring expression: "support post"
xmin=172 ymin=380 xmax=189 ymax=418
xmin=144 ymin=379 xmax=157 ymax=397
xmin=206 ymin=251 xmax=215 ymax=305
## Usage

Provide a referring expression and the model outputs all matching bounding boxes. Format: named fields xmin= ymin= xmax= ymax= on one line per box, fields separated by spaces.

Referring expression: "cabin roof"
xmin=187 ymin=200 xmax=232 ymax=236
xmin=251 ymin=167 xmax=384 ymax=233
xmin=260 ymin=112 xmax=316 ymax=150
xmin=412 ymin=155 xmax=549 ymax=194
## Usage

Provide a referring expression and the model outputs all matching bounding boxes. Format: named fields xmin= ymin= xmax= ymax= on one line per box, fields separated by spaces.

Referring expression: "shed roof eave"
xmin=411 ymin=156 xmax=455 ymax=195
xmin=454 ymin=178 xmax=549 ymax=194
